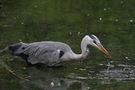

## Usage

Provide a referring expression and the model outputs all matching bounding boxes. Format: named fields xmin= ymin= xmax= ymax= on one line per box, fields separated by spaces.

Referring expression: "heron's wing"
xmin=23 ymin=43 xmax=64 ymax=65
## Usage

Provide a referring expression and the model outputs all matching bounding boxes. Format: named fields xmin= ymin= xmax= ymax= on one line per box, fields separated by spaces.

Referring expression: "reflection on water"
xmin=23 ymin=78 xmax=89 ymax=90
xmin=100 ymin=63 xmax=135 ymax=82
xmin=20 ymin=62 xmax=135 ymax=90
xmin=20 ymin=67 xmax=89 ymax=90
xmin=65 ymin=62 xmax=135 ymax=85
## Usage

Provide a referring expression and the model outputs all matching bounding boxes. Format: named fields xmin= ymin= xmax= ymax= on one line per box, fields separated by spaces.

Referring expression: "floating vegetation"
xmin=0 ymin=61 xmax=29 ymax=81
xmin=0 ymin=48 xmax=29 ymax=81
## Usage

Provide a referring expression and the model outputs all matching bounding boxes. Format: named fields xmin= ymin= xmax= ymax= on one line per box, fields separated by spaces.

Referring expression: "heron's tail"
xmin=8 ymin=42 xmax=24 ymax=55
xmin=8 ymin=42 xmax=29 ymax=60
xmin=8 ymin=43 xmax=22 ymax=51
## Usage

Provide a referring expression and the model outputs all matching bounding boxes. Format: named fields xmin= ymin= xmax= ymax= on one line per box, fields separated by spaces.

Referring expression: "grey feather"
xmin=9 ymin=41 xmax=71 ymax=66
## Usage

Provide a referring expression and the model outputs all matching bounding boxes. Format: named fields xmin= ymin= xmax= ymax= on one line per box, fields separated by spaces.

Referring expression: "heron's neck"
xmin=71 ymin=36 xmax=89 ymax=60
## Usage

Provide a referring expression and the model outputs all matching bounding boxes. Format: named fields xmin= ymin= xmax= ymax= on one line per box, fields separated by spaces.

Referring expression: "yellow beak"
xmin=97 ymin=44 xmax=111 ymax=58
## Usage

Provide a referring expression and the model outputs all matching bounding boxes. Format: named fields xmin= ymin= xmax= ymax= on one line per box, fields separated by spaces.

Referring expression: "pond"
xmin=0 ymin=0 xmax=135 ymax=90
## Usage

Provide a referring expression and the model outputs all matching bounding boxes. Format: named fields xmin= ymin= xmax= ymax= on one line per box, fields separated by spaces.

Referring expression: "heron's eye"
xmin=93 ymin=40 xmax=97 ymax=44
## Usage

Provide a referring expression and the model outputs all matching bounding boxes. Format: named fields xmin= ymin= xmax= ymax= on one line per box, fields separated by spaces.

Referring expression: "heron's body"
xmin=8 ymin=34 xmax=111 ymax=67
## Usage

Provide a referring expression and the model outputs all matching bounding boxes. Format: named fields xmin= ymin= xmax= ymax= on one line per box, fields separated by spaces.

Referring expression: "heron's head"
xmin=85 ymin=34 xmax=111 ymax=57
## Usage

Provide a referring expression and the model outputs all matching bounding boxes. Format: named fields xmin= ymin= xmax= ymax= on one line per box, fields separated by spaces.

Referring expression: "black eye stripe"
xmin=89 ymin=34 xmax=96 ymax=39
xmin=89 ymin=34 xmax=99 ymax=41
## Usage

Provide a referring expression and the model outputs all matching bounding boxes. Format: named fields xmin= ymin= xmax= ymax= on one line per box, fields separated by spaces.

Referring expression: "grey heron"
xmin=8 ymin=34 xmax=111 ymax=66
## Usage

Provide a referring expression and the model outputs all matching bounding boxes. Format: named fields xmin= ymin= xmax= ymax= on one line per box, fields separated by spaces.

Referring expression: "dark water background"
xmin=0 ymin=0 xmax=135 ymax=90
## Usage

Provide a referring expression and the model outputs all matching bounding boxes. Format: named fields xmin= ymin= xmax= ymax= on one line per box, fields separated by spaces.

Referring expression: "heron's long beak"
xmin=97 ymin=43 xmax=111 ymax=58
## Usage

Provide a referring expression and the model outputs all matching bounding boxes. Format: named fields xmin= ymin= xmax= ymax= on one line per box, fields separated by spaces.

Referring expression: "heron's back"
xmin=29 ymin=41 xmax=71 ymax=51
xmin=9 ymin=41 xmax=72 ymax=66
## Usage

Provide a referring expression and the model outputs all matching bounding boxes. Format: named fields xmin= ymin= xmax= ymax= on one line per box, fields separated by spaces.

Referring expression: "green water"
xmin=0 ymin=0 xmax=135 ymax=90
